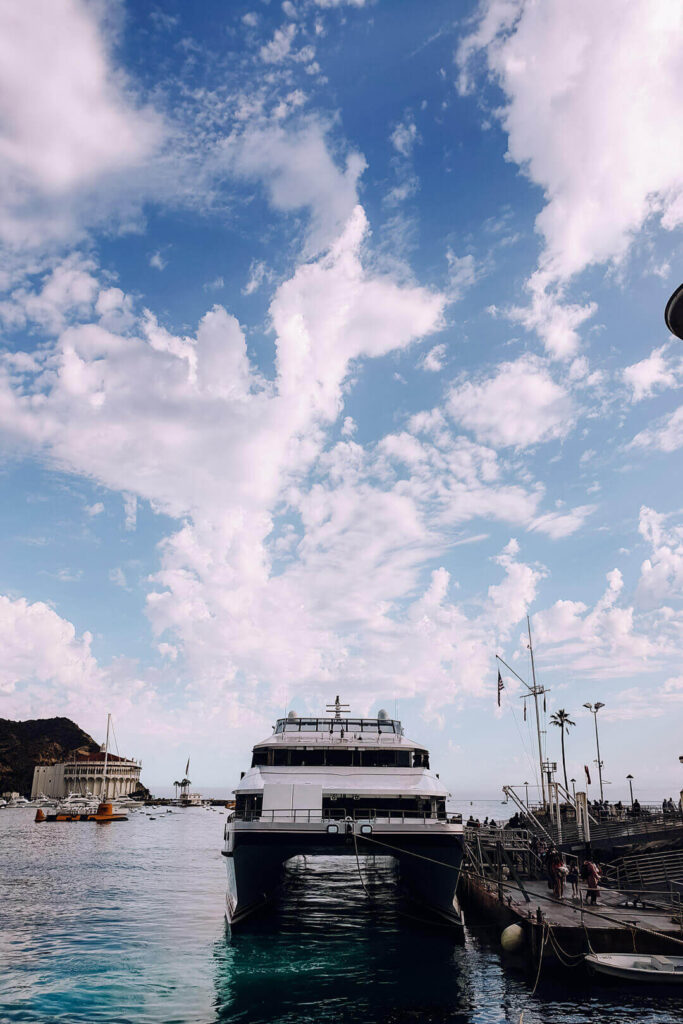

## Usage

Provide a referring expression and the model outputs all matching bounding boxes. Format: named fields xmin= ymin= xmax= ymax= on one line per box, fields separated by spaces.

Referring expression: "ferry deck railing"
xmin=232 ymin=808 xmax=463 ymax=824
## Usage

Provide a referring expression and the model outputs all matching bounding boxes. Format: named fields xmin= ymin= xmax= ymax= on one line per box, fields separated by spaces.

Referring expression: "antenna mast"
xmin=102 ymin=712 xmax=111 ymax=801
xmin=325 ymin=696 xmax=350 ymax=721
xmin=496 ymin=618 xmax=550 ymax=811
xmin=526 ymin=615 xmax=547 ymax=809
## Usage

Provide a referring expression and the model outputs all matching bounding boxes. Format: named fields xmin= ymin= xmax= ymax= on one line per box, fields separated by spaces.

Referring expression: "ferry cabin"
xmin=234 ymin=712 xmax=447 ymax=823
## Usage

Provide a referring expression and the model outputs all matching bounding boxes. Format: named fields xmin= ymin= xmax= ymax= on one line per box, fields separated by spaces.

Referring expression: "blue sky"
xmin=0 ymin=0 xmax=682 ymax=800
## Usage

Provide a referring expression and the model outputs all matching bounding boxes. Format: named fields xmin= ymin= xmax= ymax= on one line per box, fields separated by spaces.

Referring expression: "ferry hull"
xmin=223 ymin=828 xmax=464 ymax=932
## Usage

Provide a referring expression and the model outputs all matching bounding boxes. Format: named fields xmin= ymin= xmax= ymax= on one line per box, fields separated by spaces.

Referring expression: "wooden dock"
xmin=460 ymin=829 xmax=683 ymax=964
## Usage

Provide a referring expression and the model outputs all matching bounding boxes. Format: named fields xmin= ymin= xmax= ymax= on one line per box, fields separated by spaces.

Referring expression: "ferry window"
xmin=304 ymin=749 xmax=325 ymax=766
xmin=396 ymin=751 xmax=410 ymax=768
xmin=273 ymin=749 xmax=290 ymax=765
xmin=284 ymin=722 xmax=300 ymax=732
xmin=251 ymin=749 xmax=268 ymax=767
xmin=299 ymin=719 xmax=317 ymax=731
xmin=325 ymin=748 xmax=353 ymax=766
xmin=275 ymin=722 xmax=284 ymax=734
xmin=362 ymin=749 xmax=397 ymax=767
xmin=345 ymin=719 xmax=362 ymax=731
xmin=413 ymin=750 xmax=430 ymax=769
xmin=379 ymin=722 xmax=395 ymax=733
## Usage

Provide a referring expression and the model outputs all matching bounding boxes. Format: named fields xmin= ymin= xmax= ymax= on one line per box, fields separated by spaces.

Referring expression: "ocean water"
xmin=1 ymin=806 xmax=680 ymax=1024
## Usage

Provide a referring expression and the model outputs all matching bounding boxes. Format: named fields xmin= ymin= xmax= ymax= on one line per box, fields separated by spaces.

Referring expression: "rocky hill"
xmin=0 ymin=717 xmax=100 ymax=796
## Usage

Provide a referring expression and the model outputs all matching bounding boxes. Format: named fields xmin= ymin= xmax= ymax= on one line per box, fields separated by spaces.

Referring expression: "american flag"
xmin=497 ymin=668 xmax=504 ymax=707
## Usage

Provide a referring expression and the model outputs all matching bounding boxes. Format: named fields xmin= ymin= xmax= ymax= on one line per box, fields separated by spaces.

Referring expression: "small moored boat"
xmin=586 ymin=953 xmax=683 ymax=983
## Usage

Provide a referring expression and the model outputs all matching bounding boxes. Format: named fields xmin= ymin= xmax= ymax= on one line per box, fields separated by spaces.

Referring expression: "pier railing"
xmin=604 ymin=848 xmax=683 ymax=894
xmin=538 ymin=809 xmax=683 ymax=848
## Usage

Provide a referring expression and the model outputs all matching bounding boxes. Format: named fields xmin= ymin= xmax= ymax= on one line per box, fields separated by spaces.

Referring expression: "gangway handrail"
xmin=502 ymin=785 xmax=553 ymax=841
xmin=553 ymin=779 xmax=599 ymax=824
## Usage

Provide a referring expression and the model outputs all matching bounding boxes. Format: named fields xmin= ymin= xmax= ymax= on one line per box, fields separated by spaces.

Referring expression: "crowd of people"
xmin=589 ymin=796 xmax=682 ymax=819
xmin=464 ymin=798 xmax=682 ymax=831
xmin=537 ymin=842 xmax=601 ymax=903
xmin=465 ymin=815 xmax=499 ymax=829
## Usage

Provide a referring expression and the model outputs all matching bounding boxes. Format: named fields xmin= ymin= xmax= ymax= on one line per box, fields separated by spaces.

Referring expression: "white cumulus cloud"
xmin=0 ymin=0 xmax=163 ymax=247
xmin=447 ymin=354 xmax=575 ymax=449
xmin=457 ymin=0 xmax=683 ymax=357
xmin=623 ymin=343 xmax=683 ymax=402
xmin=629 ymin=405 xmax=683 ymax=453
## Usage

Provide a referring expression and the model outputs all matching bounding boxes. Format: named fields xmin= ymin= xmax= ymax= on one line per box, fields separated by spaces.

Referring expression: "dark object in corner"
xmin=665 ymin=282 xmax=683 ymax=340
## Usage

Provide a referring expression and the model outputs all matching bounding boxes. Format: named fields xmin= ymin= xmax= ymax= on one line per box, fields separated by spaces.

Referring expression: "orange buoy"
xmin=35 ymin=808 xmax=46 ymax=822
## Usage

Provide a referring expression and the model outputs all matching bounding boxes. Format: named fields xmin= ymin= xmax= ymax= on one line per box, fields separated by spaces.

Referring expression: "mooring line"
xmin=352 ymin=827 xmax=372 ymax=899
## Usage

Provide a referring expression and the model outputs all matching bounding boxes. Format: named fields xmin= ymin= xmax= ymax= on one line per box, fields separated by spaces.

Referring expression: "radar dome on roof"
xmin=377 ymin=708 xmax=390 ymax=721
xmin=287 ymin=710 xmax=298 ymax=720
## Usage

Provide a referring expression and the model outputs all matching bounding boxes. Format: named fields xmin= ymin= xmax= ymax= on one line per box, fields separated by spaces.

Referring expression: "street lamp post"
xmin=583 ymin=701 xmax=606 ymax=802
xmin=523 ymin=781 xmax=529 ymax=807
xmin=570 ymin=777 xmax=576 ymax=802
xmin=627 ymin=773 xmax=634 ymax=807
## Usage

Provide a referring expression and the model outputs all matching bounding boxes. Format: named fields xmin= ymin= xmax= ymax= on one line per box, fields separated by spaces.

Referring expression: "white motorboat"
xmin=586 ymin=953 xmax=683 ymax=982
xmin=222 ymin=700 xmax=465 ymax=930
xmin=112 ymin=796 xmax=143 ymax=809
xmin=55 ymin=792 xmax=100 ymax=814
xmin=31 ymin=793 xmax=59 ymax=808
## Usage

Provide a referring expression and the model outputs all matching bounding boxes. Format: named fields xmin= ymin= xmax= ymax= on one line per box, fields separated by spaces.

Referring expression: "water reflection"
xmin=214 ymin=857 xmax=489 ymax=1024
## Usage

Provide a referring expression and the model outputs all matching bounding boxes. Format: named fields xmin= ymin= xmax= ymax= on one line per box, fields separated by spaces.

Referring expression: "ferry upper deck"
xmin=233 ymin=707 xmax=451 ymax=822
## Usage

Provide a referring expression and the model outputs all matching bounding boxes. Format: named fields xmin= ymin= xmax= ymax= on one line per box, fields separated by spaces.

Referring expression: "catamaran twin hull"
xmin=222 ymin=819 xmax=465 ymax=929
xmin=222 ymin=705 xmax=465 ymax=931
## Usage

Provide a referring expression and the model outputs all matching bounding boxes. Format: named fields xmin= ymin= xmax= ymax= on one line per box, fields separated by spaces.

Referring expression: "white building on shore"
xmin=31 ymin=750 xmax=142 ymax=800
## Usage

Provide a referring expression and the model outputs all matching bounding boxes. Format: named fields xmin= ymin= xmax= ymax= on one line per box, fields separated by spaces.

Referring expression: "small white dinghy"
xmin=586 ymin=953 xmax=683 ymax=983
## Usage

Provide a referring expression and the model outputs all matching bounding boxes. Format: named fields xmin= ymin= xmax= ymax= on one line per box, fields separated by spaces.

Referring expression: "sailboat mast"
xmin=527 ymin=616 xmax=546 ymax=809
xmin=102 ymin=712 xmax=111 ymax=801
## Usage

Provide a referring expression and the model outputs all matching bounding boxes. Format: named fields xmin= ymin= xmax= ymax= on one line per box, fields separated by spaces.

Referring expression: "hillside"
xmin=0 ymin=717 xmax=100 ymax=796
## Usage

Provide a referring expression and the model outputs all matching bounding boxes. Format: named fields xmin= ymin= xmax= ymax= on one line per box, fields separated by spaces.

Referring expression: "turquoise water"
xmin=1 ymin=806 xmax=680 ymax=1024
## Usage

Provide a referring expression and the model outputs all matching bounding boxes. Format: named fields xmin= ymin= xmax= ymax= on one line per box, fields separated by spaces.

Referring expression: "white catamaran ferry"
xmin=222 ymin=699 xmax=465 ymax=930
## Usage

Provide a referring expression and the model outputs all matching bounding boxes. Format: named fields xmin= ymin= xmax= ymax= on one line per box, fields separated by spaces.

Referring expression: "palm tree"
xmin=550 ymin=709 xmax=576 ymax=792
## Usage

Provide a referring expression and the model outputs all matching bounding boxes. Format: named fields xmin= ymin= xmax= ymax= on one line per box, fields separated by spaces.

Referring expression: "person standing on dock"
xmin=567 ymin=862 xmax=579 ymax=899
xmin=551 ymin=851 xmax=567 ymax=899
xmin=583 ymin=857 xmax=601 ymax=905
